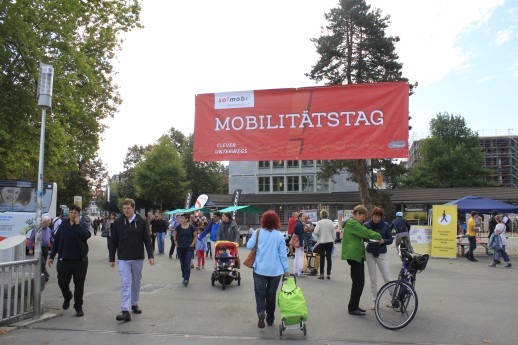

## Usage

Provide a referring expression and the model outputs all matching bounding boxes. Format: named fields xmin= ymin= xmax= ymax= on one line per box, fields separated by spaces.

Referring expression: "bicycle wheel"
xmin=375 ymin=280 xmax=418 ymax=330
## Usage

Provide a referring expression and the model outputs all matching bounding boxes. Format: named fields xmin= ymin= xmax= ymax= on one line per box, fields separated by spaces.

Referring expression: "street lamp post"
xmin=34 ymin=62 xmax=54 ymax=317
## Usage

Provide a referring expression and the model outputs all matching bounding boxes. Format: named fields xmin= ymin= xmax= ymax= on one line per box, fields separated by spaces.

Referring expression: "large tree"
xmin=0 ymin=0 xmax=142 ymax=206
xmin=403 ymin=113 xmax=492 ymax=188
xmin=306 ymin=0 xmax=415 ymax=211
xmin=133 ymin=136 xmax=187 ymax=210
xmin=181 ymin=134 xmax=228 ymax=199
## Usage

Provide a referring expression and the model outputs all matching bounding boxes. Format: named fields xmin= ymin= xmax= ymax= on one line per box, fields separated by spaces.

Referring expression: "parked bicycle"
xmin=374 ymin=244 xmax=429 ymax=330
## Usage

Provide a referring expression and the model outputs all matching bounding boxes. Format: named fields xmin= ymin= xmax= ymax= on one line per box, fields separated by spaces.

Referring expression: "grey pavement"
xmin=2 ymin=235 xmax=518 ymax=345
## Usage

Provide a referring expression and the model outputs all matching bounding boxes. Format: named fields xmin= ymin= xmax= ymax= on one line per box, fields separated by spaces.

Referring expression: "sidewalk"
xmin=2 ymin=234 xmax=518 ymax=345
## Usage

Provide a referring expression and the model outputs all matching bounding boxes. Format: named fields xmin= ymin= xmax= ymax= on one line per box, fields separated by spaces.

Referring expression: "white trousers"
xmin=293 ymin=247 xmax=304 ymax=275
xmin=365 ymin=252 xmax=393 ymax=301
xmin=118 ymin=259 xmax=144 ymax=311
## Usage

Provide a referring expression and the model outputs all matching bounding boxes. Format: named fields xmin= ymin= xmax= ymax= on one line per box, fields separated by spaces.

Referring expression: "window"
xmin=258 ymin=177 xmax=270 ymax=192
xmin=301 ymin=160 xmax=314 ymax=167
xmin=287 ymin=160 xmax=299 ymax=168
xmin=258 ymin=161 xmax=270 ymax=169
xmin=316 ymin=178 xmax=329 ymax=192
xmin=302 ymin=175 xmax=314 ymax=192
xmin=272 ymin=160 xmax=285 ymax=168
xmin=287 ymin=176 xmax=299 ymax=192
xmin=272 ymin=176 xmax=285 ymax=192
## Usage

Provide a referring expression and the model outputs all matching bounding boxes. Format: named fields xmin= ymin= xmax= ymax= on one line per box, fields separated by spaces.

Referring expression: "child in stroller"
xmin=217 ymin=246 xmax=233 ymax=270
xmin=211 ymin=241 xmax=241 ymax=290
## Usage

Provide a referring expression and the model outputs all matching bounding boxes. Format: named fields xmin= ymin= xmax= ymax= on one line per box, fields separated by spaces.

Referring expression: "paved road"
xmin=2 ymin=235 xmax=518 ymax=345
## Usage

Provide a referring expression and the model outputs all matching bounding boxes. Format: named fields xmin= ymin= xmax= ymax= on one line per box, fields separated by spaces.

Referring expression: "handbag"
xmin=289 ymin=234 xmax=300 ymax=248
xmin=243 ymin=229 xmax=260 ymax=268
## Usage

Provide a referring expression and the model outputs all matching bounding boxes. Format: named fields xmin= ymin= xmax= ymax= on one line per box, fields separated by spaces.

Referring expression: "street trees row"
xmin=105 ymin=128 xmax=228 ymax=212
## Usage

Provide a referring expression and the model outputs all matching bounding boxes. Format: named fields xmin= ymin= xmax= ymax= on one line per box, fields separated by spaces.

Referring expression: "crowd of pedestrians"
xmin=42 ymin=201 xmax=512 ymax=327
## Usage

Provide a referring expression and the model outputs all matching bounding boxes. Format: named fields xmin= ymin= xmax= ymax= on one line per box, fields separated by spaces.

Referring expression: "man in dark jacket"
xmin=109 ymin=198 xmax=154 ymax=322
xmin=390 ymin=212 xmax=413 ymax=253
xmin=48 ymin=204 xmax=91 ymax=317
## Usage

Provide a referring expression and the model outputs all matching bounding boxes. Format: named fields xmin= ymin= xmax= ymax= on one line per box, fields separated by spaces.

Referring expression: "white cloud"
xmin=495 ymin=28 xmax=513 ymax=45
xmin=369 ymin=0 xmax=504 ymax=88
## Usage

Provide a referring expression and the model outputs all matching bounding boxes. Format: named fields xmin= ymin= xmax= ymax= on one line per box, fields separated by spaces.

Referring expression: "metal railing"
xmin=0 ymin=258 xmax=39 ymax=325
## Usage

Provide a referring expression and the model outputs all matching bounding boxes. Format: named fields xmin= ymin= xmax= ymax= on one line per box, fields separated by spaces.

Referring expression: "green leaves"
xmin=403 ymin=112 xmax=492 ymax=188
xmin=0 ymin=0 xmax=142 ymax=206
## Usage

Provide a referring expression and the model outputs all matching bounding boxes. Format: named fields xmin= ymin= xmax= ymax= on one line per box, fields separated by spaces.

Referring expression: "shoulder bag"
xmin=243 ymin=229 xmax=260 ymax=268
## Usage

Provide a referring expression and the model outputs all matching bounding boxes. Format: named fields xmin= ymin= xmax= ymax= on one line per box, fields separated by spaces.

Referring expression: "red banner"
xmin=194 ymin=82 xmax=409 ymax=162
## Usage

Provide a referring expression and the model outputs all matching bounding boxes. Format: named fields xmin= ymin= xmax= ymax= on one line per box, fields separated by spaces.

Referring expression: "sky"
xmin=100 ymin=0 xmax=518 ymax=176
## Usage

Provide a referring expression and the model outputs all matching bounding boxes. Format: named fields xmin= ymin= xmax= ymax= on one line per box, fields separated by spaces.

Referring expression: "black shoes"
xmin=116 ymin=311 xmax=131 ymax=322
xmin=470 ymin=258 xmax=479 ymax=262
xmin=258 ymin=311 xmax=265 ymax=328
xmin=349 ymin=309 xmax=366 ymax=316
xmin=131 ymin=305 xmax=142 ymax=314
xmin=75 ymin=307 xmax=84 ymax=317
xmin=357 ymin=307 xmax=366 ymax=313
xmin=62 ymin=293 xmax=73 ymax=310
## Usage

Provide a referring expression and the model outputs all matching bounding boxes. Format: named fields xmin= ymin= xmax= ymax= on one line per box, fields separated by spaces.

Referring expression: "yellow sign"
xmin=430 ymin=205 xmax=458 ymax=258
xmin=410 ymin=226 xmax=432 ymax=255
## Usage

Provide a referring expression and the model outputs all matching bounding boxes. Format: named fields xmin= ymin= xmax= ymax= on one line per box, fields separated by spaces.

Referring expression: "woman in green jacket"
xmin=342 ymin=205 xmax=382 ymax=316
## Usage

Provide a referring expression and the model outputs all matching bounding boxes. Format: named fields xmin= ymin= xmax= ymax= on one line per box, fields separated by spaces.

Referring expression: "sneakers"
xmin=326 ymin=275 xmax=331 ymax=280
xmin=75 ymin=307 xmax=84 ymax=317
xmin=318 ymin=275 xmax=324 ymax=280
xmin=62 ymin=292 xmax=73 ymax=310
xmin=470 ymin=258 xmax=479 ymax=262
xmin=504 ymin=262 xmax=512 ymax=268
xmin=131 ymin=305 xmax=142 ymax=314
xmin=348 ymin=309 xmax=366 ymax=316
xmin=183 ymin=280 xmax=189 ymax=287
xmin=116 ymin=311 xmax=131 ymax=322
xmin=196 ymin=266 xmax=200 ymax=270
xmin=488 ymin=262 xmax=497 ymax=267
xmin=257 ymin=311 xmax=265 ymax=328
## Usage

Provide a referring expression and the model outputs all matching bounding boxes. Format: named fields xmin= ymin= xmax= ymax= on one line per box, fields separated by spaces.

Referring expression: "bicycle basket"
xmin=410 ymin=254 xmax=429 ymax=273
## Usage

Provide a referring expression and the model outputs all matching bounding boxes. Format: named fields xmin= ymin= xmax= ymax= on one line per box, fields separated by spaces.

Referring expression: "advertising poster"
xmin=409 ymin=226 xmax=432 ymax=255
xmin=194 ymin=82 xmax=409 ymax=161
xmin=430 ymin=205 xmax=458 ymax=258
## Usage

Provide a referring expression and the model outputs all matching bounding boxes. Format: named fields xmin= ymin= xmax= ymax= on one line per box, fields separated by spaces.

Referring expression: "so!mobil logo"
xmin=215 ymin=91 xmax=254 ymax=109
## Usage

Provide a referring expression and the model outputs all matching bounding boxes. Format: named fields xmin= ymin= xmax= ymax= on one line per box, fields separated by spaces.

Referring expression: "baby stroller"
xmin=278 ymin=276 xmax=308 ymax=336
xmin=211 ymin=241 xmax=241 ymax=290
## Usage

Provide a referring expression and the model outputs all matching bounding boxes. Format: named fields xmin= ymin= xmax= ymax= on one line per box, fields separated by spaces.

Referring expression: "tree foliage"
xmin=133 ymin=136 xmax=187 ymax=210
xmin=307 ymin=0 xmax=414 ymax=210
xmin=403 ymin=113 xmax=492 ymax=188
xmin=0 ymin=0 xmax=142 ymax=206
xmin=182 ymin=134 xmax=228 ymax=199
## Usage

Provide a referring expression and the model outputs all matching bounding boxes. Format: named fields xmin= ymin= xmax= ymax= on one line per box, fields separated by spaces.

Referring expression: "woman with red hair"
xmin=246 ymin=210 xmax=290 ymax=328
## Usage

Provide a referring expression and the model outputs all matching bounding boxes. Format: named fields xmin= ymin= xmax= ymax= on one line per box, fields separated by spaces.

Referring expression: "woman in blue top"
xmin=173 ymin=213 xmax=197 ymax=287
xmin=247 ymin=210 xmax=290 ymax=329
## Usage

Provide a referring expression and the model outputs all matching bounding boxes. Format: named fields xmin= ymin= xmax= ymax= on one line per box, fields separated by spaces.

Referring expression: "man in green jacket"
xmin=342 ymin=205 xmax=382 ymax=316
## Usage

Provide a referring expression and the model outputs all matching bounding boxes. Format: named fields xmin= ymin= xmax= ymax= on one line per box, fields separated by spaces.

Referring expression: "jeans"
xmin=253 ymin=272 xmax=282 ymax=324
xmin=177 ymin=246 xmax=194 ymax=281
xmin=57 ymin=259 xmax=88 ymax=309
xmin=118 ymin=259 xmax=144 ymax=311
xmin=494 ymin=245 xmax=510 ymax=262
xmin=467 ymin=235 xmax=477 ymax=260
xmin=347 ymin=259 xmax=365 ymax=312
xmin=156 ymin=232 xmax=166 ymax=254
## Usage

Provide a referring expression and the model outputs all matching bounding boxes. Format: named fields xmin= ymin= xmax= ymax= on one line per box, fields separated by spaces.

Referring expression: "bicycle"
xmin=374 ymin=244 xmax=429 ymax=330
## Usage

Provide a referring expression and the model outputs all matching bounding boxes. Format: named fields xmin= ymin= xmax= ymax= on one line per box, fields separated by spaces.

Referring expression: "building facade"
xmin=407 ymin=135 xmax=518 ymax=187
xmin=229 ymin=160 xmax=359 ymax=194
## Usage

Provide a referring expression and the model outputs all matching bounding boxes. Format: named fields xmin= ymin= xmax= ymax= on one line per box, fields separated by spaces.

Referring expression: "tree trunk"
xmin=356 ymin=159 xmax=372 ymax=213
